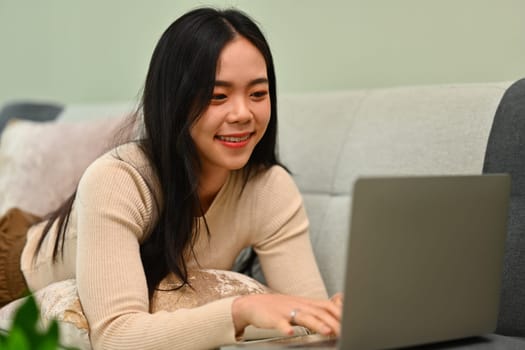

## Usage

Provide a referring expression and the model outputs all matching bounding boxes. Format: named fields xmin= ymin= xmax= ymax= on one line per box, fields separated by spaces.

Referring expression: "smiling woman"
xmin=191 ymin=36 xmax=272 ymax=206
xmin=0 ymin=7 xmax=342 ymax=350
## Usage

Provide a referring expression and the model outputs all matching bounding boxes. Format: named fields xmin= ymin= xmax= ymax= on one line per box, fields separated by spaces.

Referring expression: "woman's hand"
xmin=330 ymin=292 xmax=344 ymax=308
xmin=231 ymin=293 xmax=343 ymax=338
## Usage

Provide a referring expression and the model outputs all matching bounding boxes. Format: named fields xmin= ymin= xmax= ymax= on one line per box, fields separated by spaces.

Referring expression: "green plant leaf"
xmin=2 ymin=295 xmax=79 ymax=350
xmin=45 ymin=320 xmax=59 ymax=339
xmin=38 ymin=320 xmax=59 ymax=350
xmin=11 ymin=295 xmax=39 ymax=338
xmin=0 ymin=327 xmax=8 ymax=341
xmin=36 ymin=336 xmax=58 ymax=350
xmin=5 ymin=326 xmax=30 ymax=350
xmin=0 ymin=331 xmax=7 ymax=347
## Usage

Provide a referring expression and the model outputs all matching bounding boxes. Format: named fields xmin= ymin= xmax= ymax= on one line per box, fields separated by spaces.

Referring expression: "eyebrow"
xmin=214 ymin=78 xmax=269 ymax=87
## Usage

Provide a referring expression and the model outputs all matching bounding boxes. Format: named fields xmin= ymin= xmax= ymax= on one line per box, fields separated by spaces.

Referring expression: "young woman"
xmin=0 ymin=7 xmax=342 ymax=349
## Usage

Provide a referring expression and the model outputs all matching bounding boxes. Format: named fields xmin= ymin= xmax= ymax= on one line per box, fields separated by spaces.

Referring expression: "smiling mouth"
xmin=215 ymin=134 xmax=252 ymax=143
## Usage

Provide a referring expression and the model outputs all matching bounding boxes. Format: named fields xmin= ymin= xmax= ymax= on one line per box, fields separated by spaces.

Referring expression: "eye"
xmin=211 ymin=93 xmax=227 ymax=102
xmin=250 ymin=90 xmax=268 ymax=100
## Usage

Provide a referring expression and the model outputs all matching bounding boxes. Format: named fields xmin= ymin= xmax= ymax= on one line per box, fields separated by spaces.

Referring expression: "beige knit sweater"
xmin=20 ymin=143 xmax=328 ymax=350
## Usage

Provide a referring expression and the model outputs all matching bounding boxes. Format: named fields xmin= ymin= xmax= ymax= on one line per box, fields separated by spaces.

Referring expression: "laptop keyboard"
xmin=285 ymin=337 xmax=338 ymax=348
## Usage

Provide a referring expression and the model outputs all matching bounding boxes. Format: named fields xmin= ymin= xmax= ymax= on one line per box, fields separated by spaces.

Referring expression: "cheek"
xmin=189 ymin=118 xmax=212 ymax=150
xmin=190 ymin=113 xmax=216 ymax=139
xmin=256 ymin=101 xmax=271 ymax=127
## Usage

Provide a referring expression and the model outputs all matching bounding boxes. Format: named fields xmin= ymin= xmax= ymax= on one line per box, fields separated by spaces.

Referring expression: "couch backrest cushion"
xmin=483 ymin=78 xmax=525 ymax=337
xmin=277 ymin=82 xmax=510 ymax=296
xmin=333 ymin=83 xmax=509 ymax=193
xmin=278 ymin=90 xmax=367 ymax=194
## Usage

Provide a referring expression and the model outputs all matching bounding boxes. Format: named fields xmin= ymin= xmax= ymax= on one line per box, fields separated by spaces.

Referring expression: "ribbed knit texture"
xmin=21 ymin=143 xmax=327 ymax=350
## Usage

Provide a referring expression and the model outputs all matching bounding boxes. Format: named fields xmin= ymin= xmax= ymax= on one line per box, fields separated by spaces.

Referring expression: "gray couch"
xmin=0 ymin=79 xmax=524 ymax=349
xmin=240 ymin=79 xmax=525 ymax=349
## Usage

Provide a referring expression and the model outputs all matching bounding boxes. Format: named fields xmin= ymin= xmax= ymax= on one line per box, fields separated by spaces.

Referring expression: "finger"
xmin=310 ymin=299 xmax=342 ymax=321
xmin=330 ymin=293 xmax=344 ymax=308
xmin=308 ymin=307 xmax=341 ymax=336
xmin=291 ymin=306 xmax=340 ymax=336
xmin=303 ymin=298 xmax=342 ymax=318
xmin=293 ymin=300 xmax=342 ymax=333
xmin=277 ymin=318 xmax=295 ymax=336
xmin=289 ymin=308 xmax=299 ymax=325
xmin=292 ymin=308 xmax=339 ymax=336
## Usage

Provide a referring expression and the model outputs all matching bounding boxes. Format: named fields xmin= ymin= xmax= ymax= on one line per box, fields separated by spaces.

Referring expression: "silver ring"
xmin=290 ymin=308 xmax=298 ymax=324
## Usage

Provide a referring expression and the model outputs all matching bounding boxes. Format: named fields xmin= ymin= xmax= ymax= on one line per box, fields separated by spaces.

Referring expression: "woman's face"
xmin=190 ymin=36 xmax=271 ymax=175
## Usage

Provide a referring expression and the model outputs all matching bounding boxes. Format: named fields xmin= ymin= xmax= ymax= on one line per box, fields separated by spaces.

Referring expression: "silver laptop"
xmin=222 ymin=174 xmax=511 ymax=350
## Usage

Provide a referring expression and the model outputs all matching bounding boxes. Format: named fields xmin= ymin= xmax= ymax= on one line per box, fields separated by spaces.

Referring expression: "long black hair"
xmin=36 ymin=8 xmax=282 ymax=298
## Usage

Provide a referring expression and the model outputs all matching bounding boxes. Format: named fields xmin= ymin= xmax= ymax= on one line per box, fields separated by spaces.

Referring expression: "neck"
xmin=198 ymin=167 xmax=230 ymax=214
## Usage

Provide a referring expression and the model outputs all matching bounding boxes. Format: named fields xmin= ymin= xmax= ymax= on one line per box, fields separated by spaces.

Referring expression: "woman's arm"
xmin=253 ymin=166 xmax=328 ymax=299
xmin=232 ymin=166 xmax=342 ymax=337
xmin=75 ymin=153 xmax=238 ymax=350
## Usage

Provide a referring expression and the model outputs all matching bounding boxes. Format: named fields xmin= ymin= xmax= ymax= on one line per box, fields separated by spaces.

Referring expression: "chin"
xmin=221 ymin=155 xmax=252 ymax=171
xmin=226 ymin=160 xmax=250 ymax=171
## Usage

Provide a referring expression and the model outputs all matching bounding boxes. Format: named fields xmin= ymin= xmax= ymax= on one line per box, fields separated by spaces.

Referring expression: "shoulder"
xmin=246 ymin=165 xmax=297 ymax=192
xmin=80 ymin=142 xmax=155 ymax=190
xmin=223 ymin=165 xmax=302 ymax=214
xmin=241 ymin=165 xmax=303 ymax=214
xmin=76 ymin=143 xmax=160 ymax=235
xmin=239 ymin=166 xmax=310 ymax=246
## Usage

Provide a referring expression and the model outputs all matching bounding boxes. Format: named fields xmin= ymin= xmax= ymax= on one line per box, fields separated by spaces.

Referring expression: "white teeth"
xmin=217 ymin=134 xmax=250 ymax=142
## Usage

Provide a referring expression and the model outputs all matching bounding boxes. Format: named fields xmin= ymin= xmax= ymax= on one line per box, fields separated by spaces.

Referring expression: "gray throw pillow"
xmin=483 ymin=78 xmax=525 ymax=336
xmin=0 ymin=101 xmax=63 ymax=135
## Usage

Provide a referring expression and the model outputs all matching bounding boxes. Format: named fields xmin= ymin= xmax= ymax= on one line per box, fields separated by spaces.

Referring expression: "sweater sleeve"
xmin=252 ymin=166 xmax=328 ymax=300
xmin=75 ymin=155 xmax=238 ymax=350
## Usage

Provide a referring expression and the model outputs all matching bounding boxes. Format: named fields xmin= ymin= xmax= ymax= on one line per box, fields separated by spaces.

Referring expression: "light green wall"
xmin=1 ymin=0 xmax=524 ymax=105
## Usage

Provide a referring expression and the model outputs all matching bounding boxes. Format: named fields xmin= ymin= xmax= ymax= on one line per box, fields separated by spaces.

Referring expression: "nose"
xmin=227 ymin=96 xmax=253 ymax=124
